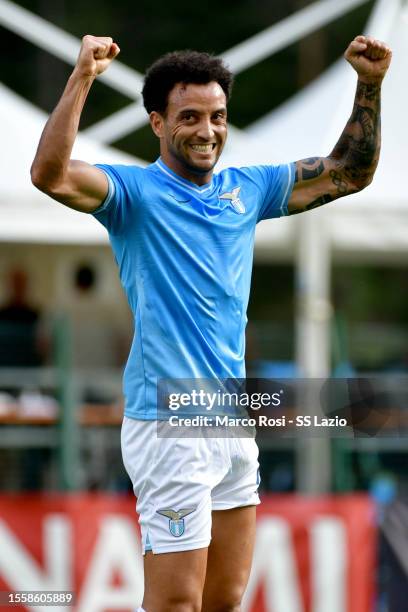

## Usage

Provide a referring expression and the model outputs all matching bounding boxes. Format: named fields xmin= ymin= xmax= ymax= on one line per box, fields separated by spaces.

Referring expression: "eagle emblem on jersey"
xmin=219 ymin=186 xmax=245 ymax=214
xmin=157 ymin=507 xmax=196 ymax=537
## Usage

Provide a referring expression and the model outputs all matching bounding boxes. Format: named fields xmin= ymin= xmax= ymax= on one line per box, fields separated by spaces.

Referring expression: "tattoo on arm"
xmin=289 ymin=193 xmax=334 ymax=215
xmin=290 ymin=80 xmax=381 ymax=215
xmin=290 ymin=160 xmax=351 ymax=215
xmin=330 ymin=80 xmax=381 ymax=188
xmin=301 ymin=157 xmax=325 ymax=180
xmin=355 ymin=81 xmax=379 ymax=102
xmin=294 ymin=157 xmax=324 ymax=184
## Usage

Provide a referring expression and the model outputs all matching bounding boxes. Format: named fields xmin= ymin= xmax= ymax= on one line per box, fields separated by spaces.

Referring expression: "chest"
xmin=139 ymin=182 xmax=258 ymax=244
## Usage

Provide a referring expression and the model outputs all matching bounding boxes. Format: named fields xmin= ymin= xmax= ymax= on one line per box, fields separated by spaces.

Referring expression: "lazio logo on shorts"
xmin=219 ymin=186 xmax=246 ymax=214
xmin=157 ymin=507 xmax=196 ymax=537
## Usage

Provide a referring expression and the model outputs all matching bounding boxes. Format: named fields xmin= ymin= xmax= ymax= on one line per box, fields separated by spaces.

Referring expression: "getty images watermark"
xmin=167 ymin=386 xmax=346 ymax=428
xmin=168 ymin=387 xmax=283 ymax=412
xmin=156 ymin=377 xmax=406 ymax=438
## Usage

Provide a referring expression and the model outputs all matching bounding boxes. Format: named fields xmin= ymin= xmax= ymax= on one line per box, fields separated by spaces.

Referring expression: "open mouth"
xmin=189 ymin=144 xmax=216 ymax=154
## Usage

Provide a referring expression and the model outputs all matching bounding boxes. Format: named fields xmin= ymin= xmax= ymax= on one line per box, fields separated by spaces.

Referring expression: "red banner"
xmin=0 ymin=494 xmax=376 ymax=612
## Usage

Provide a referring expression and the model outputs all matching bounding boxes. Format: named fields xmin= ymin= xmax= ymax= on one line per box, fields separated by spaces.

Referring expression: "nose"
xmin=196 ymin=118 xmax=215 ymax=141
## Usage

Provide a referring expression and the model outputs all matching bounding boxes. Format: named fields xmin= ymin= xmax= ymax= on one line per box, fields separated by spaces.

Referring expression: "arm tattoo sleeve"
xmin=289 ymin=80 xmax=381 ymax=216
xmin=331 ymin=80 xmax=381 ymax=188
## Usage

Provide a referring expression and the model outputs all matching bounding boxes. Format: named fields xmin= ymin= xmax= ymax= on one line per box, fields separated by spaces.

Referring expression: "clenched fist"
xmin=344 ymin=36 xmax=392 ymax=83
xmin=75 ymin=35 xmax=120 ymax=77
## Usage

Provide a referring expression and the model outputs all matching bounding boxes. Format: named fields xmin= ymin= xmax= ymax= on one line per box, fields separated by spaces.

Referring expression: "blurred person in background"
xmin=0 ymin=267 xmax=51 ymax=490
xmin=31 ymin=33 xmax=390 ymax=612
xmin=0 ymin=268 xmax=44 ymax=370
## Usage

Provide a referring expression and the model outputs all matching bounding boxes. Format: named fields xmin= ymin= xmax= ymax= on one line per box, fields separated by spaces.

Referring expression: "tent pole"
xmin=295 ymin=213 xmax=332 ymax=493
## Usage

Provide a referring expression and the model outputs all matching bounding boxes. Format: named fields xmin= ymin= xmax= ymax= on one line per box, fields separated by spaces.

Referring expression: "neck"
xmin=160 ymin=153 xmax=213 ymax=186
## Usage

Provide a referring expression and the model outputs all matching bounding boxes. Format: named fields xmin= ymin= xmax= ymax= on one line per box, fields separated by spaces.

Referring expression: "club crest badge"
xmin=157 ymin=507 xmax=196 ymax=537
xmin=219 ymin=186 xmax=245 ymax=214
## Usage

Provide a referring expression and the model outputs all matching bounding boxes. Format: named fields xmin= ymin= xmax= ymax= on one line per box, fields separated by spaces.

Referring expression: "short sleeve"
xmin=92 ymin=164 xmax=143 ymax=235
xmin=250 ymin=162 xmax=295 ymax=222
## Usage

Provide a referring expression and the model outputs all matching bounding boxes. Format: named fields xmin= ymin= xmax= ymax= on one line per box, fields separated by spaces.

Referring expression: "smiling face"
xmin=149 ymin=81 xmax=228 ymax=185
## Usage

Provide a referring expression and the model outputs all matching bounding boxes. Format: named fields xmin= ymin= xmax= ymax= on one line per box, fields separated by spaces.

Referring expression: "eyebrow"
xmin=178 ymin=107 xmax=227 ymax=116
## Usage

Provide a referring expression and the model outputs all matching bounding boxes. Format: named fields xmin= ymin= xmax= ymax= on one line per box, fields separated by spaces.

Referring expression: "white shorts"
xmin=121 ymin=417 xmax=260 ymax=554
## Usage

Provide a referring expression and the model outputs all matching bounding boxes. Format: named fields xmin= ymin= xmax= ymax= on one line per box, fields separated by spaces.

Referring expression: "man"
xmin=31 ymin=34 xmax=391 ymax=611
xmin=0 ymin=268 xmax=42 ymax=369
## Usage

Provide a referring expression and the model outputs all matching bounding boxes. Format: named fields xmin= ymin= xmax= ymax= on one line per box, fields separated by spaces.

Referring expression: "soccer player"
xmin=31 ymin=35 xmax=391 ymax=611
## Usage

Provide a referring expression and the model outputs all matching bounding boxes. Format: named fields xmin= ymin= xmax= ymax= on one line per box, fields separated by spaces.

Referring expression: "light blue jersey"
xmin=93 ymin=158 xmax=295 ymax=419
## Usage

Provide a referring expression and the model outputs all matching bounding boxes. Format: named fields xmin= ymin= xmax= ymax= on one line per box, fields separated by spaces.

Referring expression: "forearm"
xmin=30 ymin=69 xmax=95 ymax=189
xmin=288 ymin=36 xmax=390 ymax=215
xmin=329 ymin=77 xmax=381 ymax=190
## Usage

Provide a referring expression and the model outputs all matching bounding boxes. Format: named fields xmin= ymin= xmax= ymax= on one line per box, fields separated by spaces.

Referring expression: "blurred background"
xmin=1 ymin=0 xmax=407 ymax=610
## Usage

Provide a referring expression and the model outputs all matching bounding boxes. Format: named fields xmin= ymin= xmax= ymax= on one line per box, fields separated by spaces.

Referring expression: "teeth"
xmin=191 ymin=144 xmax=213 ymax=153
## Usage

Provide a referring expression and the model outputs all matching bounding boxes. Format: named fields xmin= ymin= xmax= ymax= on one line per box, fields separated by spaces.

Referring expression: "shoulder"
xmin=95 ymin=163 xmax=158 ymax=202
xmin=217 ymin=163 xmax=292 ymax=181
xmin=215 ymin=166 xmax=259 ymax=191
xmin=216 ymin=164 xmax=293 ymax=191
xmin=96 ymin=163 xmax=147 ymax=185
xmin=216 ymin=164 xmax=295 ymax=220
xmin=216 ymin=165 xmax=257 ymax=182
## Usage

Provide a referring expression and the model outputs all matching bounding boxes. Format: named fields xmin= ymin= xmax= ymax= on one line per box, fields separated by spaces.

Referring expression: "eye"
xmin=213 ymin=112 xmax=226 ymax=122
xmin=181 ymin=113 xmax=196 ymax=123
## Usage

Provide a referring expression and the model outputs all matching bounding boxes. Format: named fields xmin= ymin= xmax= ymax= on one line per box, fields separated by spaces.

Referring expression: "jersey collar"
xmin=155 ymin=158 xmax=214 ymax=194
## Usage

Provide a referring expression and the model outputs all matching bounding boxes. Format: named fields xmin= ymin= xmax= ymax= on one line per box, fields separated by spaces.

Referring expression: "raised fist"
xmin=344 ymin=36 xmax=392 ymax=83
xmin=75 ymin=35 xmax=120 ymax=77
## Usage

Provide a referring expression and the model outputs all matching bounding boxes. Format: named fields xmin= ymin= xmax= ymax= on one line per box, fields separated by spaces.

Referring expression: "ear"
xmin=149 ymin=111 xmax=164 ymax=138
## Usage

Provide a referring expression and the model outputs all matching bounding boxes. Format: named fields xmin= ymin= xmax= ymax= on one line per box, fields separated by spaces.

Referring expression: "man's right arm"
xmin=30 ymin=35 xmax=120 ymax=213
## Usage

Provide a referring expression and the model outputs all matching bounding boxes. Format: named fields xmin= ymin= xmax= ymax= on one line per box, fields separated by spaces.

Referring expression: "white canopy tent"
xmin=0 ymin=82 xmax=144 ymax=244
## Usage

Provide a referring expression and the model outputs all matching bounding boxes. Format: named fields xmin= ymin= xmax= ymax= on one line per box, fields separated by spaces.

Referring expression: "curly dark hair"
xmin=142 ymin=50 xmax=234 ymax=114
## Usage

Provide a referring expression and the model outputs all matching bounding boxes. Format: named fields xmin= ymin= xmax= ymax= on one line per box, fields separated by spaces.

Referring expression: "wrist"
xmin=70 ymin=67 xmax=97 ymax=84
xmin=357 ymin=75 xmax=383 ymax=86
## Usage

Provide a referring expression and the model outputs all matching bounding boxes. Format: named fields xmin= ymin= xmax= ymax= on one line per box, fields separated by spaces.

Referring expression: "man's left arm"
xmin=288 ymin=36 xmax=392 ymax=215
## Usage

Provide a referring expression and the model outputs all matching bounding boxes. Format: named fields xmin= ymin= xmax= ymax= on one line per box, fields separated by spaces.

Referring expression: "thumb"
xmin=107 ymin=42 xmax=120 ymax=60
